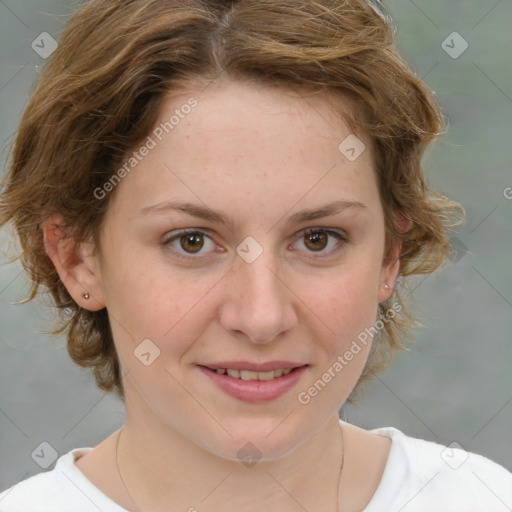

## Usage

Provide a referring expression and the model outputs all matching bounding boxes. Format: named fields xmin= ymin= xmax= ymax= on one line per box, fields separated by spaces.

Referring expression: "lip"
xmin=199 ymin=361 xmax=305 ymax=372
xmin=198 ymin=364 xmax=309 ymax=403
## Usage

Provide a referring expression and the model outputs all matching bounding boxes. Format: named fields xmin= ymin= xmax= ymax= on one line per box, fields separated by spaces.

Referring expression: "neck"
xmin=115 ymin=401 xmax=344 ymax=512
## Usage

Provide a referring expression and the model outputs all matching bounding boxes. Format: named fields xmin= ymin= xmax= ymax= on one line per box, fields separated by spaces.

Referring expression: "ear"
xmin=378 ymin=240 xmax=401 ymax=302
xmin=42 ymin=214 xmax=106 ymax=311
xmin=378 ymin=212 xmax=410 ymax=303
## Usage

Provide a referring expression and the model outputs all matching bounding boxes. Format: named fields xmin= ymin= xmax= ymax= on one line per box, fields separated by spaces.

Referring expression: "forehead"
xmin=104 ymin=79 xmax=379 ymax=226
xmin=170 ymin=79 xmax=365 ymax=146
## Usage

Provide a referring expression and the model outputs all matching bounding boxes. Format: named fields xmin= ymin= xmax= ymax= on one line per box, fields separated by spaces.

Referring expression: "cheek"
xmin=106 ymin=269 xmax=219 ymax=411
xmin=100 ymin=245 xmax=220 ymax=362
xmin=294 ymin=270 xmax=380 ymax=408
xmin=304 ymin=260 xmax=381 ymax=339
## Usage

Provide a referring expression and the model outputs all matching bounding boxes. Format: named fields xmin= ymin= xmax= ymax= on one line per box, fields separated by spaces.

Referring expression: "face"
xmin=87 ymin=80 xmax=398 ymax=460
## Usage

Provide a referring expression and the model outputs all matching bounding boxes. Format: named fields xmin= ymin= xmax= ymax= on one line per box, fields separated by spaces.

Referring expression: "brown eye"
xmin=304 ymin=231 xmax=329 ymax=251
xmin=292 ymin=228 xmax=347 ymax=258
xmin=179 ymin=232 xmax=204 ymax=253
xmin=163 ymin=229 xmax=217 ymax=259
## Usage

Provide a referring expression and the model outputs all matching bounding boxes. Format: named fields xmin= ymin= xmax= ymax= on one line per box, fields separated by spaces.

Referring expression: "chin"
xmin=198 ymin=419 xmax=307 ymax=464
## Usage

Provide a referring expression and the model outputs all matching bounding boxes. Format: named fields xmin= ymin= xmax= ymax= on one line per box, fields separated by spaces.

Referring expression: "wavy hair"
xmin=0 ymin=0 xmax=464 ymax=399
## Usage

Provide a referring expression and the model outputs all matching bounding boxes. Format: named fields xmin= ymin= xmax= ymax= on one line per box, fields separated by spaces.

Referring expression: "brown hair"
xmin=0 ymin=0 xmax=464 ymax=399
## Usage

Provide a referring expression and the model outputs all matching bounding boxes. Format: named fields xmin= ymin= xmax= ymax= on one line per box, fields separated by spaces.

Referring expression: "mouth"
xmin=197 ymin=363 xmax=309 ymax=402
xmin=199 ymin=365 xmax=306 ymax=381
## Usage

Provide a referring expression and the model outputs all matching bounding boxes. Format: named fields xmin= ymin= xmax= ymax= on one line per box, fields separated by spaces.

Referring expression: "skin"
xmin=43 ymin=79 xmax=401 ymax=512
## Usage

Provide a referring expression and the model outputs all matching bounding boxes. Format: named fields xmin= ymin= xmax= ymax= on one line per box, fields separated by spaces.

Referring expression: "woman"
xmin=0 ymin=0 xmax=510 ymax=510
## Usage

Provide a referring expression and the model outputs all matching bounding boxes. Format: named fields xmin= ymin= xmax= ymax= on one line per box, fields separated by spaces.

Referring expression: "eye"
xmin=291 ymin=228 xmax=347 ymax=257
xmin=162 ymin=227 xmax=348 ymax=261
xmin=162 ymin=229 xmax=218 ymax=259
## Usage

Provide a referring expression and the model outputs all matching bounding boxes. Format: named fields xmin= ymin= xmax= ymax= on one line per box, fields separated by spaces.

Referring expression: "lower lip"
xmin=198 ymin=365 xmax=308 ymax=403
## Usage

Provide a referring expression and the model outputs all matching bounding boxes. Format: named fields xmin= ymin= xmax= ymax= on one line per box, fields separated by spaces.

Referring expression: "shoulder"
xmin=364 ymin=425 xmax=512 ymax=511
xmin=0 ymin=463 xmax=64 ymax=512
xmin=0 ymin=448 xmax=127 ymax=512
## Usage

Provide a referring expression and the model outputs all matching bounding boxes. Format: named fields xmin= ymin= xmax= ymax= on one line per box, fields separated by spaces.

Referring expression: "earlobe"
xmin=378 ymin=240 xmax=402 ymax=303
xmin=42 ymin=214 xmax=106 ymax=311
xmin=378 ymin=212 xmax=411 ymax=302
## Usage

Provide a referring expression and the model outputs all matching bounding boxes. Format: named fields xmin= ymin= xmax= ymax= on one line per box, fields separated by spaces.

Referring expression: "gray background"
xmin=0 ymin=0 xmax=511 ymax=491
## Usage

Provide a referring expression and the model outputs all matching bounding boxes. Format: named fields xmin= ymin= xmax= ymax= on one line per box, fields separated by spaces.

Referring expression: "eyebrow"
xmin=138 ymin=199 xmax=367 ymax=229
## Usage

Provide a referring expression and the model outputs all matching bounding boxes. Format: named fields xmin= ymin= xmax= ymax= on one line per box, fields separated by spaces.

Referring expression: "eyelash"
xmin=161 ymin=228 xmax=348 ymax=261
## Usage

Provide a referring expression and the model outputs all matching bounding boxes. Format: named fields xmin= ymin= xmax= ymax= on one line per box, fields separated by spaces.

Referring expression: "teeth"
xmin=240 ymin=370 xmax=259 ymax=381
xmin=214 ymin=367 xmax=296 ymax=381
xmin=257 ymin=371 xmax=275 ymax=381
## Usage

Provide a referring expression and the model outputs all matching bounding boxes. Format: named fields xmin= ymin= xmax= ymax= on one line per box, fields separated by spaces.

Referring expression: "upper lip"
xmin=199 ymin=361 xmax=308 ymax=372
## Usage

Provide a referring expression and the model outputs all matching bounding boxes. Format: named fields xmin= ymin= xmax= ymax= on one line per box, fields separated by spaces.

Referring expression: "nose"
xmin=219 ymin=250 xmax=297 ymax=344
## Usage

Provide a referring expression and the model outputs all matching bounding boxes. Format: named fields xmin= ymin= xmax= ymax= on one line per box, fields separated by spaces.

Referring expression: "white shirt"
xmin=1 ymin=424 xmax=511 ymax=511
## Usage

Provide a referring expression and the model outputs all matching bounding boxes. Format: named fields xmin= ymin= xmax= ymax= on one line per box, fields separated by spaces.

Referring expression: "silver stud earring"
xmin=384 ymin=284 xmax=389 ymax=289
xmin=82 ymin=291 xmax=90 ymax=300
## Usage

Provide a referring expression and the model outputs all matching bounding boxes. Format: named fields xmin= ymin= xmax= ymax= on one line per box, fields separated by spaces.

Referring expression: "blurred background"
xmin=0 ymin=0 xmax=511 ymax=491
